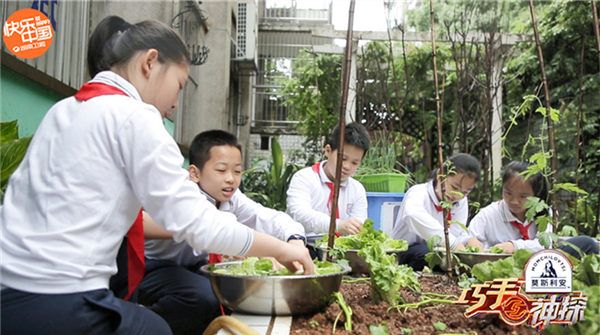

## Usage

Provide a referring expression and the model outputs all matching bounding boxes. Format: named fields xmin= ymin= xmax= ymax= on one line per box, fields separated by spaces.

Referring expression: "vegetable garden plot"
xmin=291 ymin=275 xmax=536 ymax=335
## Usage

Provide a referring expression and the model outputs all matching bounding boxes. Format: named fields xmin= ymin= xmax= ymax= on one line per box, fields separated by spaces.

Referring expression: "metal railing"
xmin=262 ymin=6 xmax=330 ymax=23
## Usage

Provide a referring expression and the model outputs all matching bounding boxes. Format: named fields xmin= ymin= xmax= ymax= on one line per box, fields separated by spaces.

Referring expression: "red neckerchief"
xmin=203 ymin=196 xmax=223 ymax=264
xmin=74 ymin=81 xmax=144 ymax=301
xmin=511 ymin=220 xmax=532 ymax=240
xmin=312 ymin=162 xmax=342 ymax=237
xmin=430 ymin=183 xmax=452 ymax=221
xmin=433 ymin=203 xmax=452 ymax=221
xmin=312 ymin=162 xmax=339 ymax=219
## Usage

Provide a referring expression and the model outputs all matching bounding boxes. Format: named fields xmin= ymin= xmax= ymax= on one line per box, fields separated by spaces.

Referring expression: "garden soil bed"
xmin=291 ymin=274 xmax=536 ymax=335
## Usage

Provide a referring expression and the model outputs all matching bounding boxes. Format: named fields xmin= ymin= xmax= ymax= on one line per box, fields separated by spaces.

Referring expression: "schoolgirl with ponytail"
xmin=1 ymin=16 xmax=313 ymax=335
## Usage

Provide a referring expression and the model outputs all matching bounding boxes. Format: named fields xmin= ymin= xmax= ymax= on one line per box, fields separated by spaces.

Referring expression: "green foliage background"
xmin=275 ymin=0 xmax=599 ymax=235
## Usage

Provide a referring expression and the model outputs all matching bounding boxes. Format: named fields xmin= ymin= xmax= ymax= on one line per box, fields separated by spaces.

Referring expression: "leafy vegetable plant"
xmin=423 ymin=236 xmax=469 ymax=275
xmin=470 ymin=249 xmax=532 ymax=282
xmin=332 ymin=292 xmax=352 ymax=332
xmin=212 ymin=257 xmax=343 ymax=276
xmin=488 ymin=246 xmax=505 ymax=254
xmin=463 ymin=245 xmax=481 ymax=253
xmin=461 ymin=245 xmax=504 ymax=254
xmin=359 ymin=242 xmax=420 ymax=305
xmin=319 ymin=219 xmax=418 ymax=305
xmin=318 ymin=219 xmax=408 ymax=258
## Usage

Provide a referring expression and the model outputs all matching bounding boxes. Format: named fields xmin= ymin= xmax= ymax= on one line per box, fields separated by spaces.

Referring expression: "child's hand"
xmin=465 ymin=237 xmax=484 ymax=250
xmin=493 ymin=242 xmax=515 ymax=254
xmin=453 ymin=242 xmax=466 ymax=251
xmin=337 ymin=218 xmax=362 ymax=235
xmin=274 ymin=243 xmax=315 ymax=275
xmin=265 ymin=257 xmax=286 ymax=271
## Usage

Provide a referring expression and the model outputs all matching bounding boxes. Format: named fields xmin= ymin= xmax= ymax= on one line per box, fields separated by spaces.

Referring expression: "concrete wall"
xmin=0 ymin=66 xmax=65 ymax=136
xmin=88 ymin=1 xmax=176 ymax=37
xmin=84 ymin=1 xmax=252 ymax=155
xmin=1 ymin=0 xmax=256 ymax=151
xmin=236 ymin=71 xmax=254 ymax=167
xmin=181 ymin=0 xmax=236 ymax=146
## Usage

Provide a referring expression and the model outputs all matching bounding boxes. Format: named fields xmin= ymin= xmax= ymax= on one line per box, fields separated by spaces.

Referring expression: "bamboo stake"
xmin=574 ymin=40 xmax=585 ymax=234
xmin=592 ymin=0 xmax=600 ymax=237
xmin=592 ymin=0 xmax=600 ymax=69
xmin=428 ymin=0 xmax=452 ymax=274
xmin=327 ymin=0 xmax=356 ymax=259
xmin=528 ymin=0 xmax=559 ymax=224
xmin=384 ymin=14 xmax=402 ymax=133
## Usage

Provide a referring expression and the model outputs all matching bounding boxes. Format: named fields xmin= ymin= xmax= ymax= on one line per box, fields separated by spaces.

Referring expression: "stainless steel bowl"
xmin=200 ymin=261 xmax=350 ymax=315
xmin=453 ymin=251 xmax=511 ymax=267
xmin=316 ymin=246 xmax=404 ymax=274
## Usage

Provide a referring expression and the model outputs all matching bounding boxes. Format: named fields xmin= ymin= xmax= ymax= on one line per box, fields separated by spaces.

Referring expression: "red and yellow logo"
xmin=3 ymin=8 xmax=54 ymax=59
xmin=456 ymin=278 xmax=587 ymax=330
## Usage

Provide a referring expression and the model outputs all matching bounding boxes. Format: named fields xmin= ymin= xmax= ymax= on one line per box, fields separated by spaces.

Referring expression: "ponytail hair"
xmin=87 ymin=16 xmax=190 ymax=78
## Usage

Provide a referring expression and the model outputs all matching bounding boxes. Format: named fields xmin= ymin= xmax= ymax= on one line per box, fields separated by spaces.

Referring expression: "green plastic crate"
xmin=354 ymin=173 xmax=408 ymax=193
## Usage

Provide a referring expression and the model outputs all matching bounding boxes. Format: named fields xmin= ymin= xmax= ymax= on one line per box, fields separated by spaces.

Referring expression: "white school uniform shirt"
xmin=468 ymin=200 xmax=552 ymax=252
xmin=0 ymin=71 xmax=254 ymax=294
xmin=286 ymin=161 xmax=368 ymax=235
xmin=391 ymin=181 xmax=471 ymax=248
xmin=146 ymin=188 xmax=305 ymax=267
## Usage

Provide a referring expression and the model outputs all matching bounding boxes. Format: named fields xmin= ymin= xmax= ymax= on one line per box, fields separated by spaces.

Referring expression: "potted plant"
xmin=354 ymin=131 xmax=410 ymax=193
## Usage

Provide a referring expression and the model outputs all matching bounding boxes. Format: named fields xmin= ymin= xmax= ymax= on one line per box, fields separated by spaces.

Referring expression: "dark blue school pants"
xmin=136 ymin=259 xmax=222 ymax=335
xmin=397 ymin=242 xmax=429 ymax=271
xmin=0 ymin=287 xmax=171 ymax=335
xmin=558 ymin=236 xmax=599 ymax=258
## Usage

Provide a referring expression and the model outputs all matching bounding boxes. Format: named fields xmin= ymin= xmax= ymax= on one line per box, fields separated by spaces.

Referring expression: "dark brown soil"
xmin=292 ymin=274 xmax=536 ymax=335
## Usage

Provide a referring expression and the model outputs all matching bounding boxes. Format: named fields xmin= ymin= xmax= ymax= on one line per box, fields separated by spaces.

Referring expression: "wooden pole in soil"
xmin=592 ymin=1 xmax=600 ymax=69
xmin=592 ymin=0 xmax=600 ymax=237
xmin=326 ymin=0 xmax=356 ymax=259
xmin=428 ymin=0 xmax=452 ymax=274
xmin=528 ymin=0 xmax=559 ymax=225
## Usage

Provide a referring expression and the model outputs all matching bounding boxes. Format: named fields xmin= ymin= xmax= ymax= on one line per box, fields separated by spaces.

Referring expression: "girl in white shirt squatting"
xmin=0 ymin=16 xmax=313 ymax=335
xmin=392 ymin=153 xmax=483 ymax=270
xmin=468 ymin=161 xmax=598 ymax=258
xmin=287 ymin=122 xmax=371 ymax=240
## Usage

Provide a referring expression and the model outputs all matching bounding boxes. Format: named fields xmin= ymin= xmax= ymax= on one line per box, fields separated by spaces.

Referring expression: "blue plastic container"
xmin=366 ymin=192 xmax=404 ymax=233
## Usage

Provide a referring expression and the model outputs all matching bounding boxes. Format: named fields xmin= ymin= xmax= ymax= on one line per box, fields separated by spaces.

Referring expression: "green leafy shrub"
xmin=1 ymin=120 xmax=32 ymax=203
xmin=241 ymin=137 xmax=301 ymax=211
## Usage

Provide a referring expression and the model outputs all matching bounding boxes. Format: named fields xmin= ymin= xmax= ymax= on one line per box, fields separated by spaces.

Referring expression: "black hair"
xmin=326 ymin=122 xmax=370 ymax=156
xmin=502 ymin=161 xmax=548 ymax=202
xmin=447 ymin=153 xmax=481 ymax=181
xmin=431 ymin=153 xmax=481 ymax=182
xmin=87 ymin=16 xmax=191 ymax=78
xmin=189 ymin=130 xmax=242 ymax=170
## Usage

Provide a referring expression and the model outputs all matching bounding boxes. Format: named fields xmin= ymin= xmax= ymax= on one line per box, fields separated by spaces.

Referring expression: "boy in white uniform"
xmin=287 ymin=122 xmax=370 ymax=238
xmin=140 ymin=130 xmax=307 ymax=334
